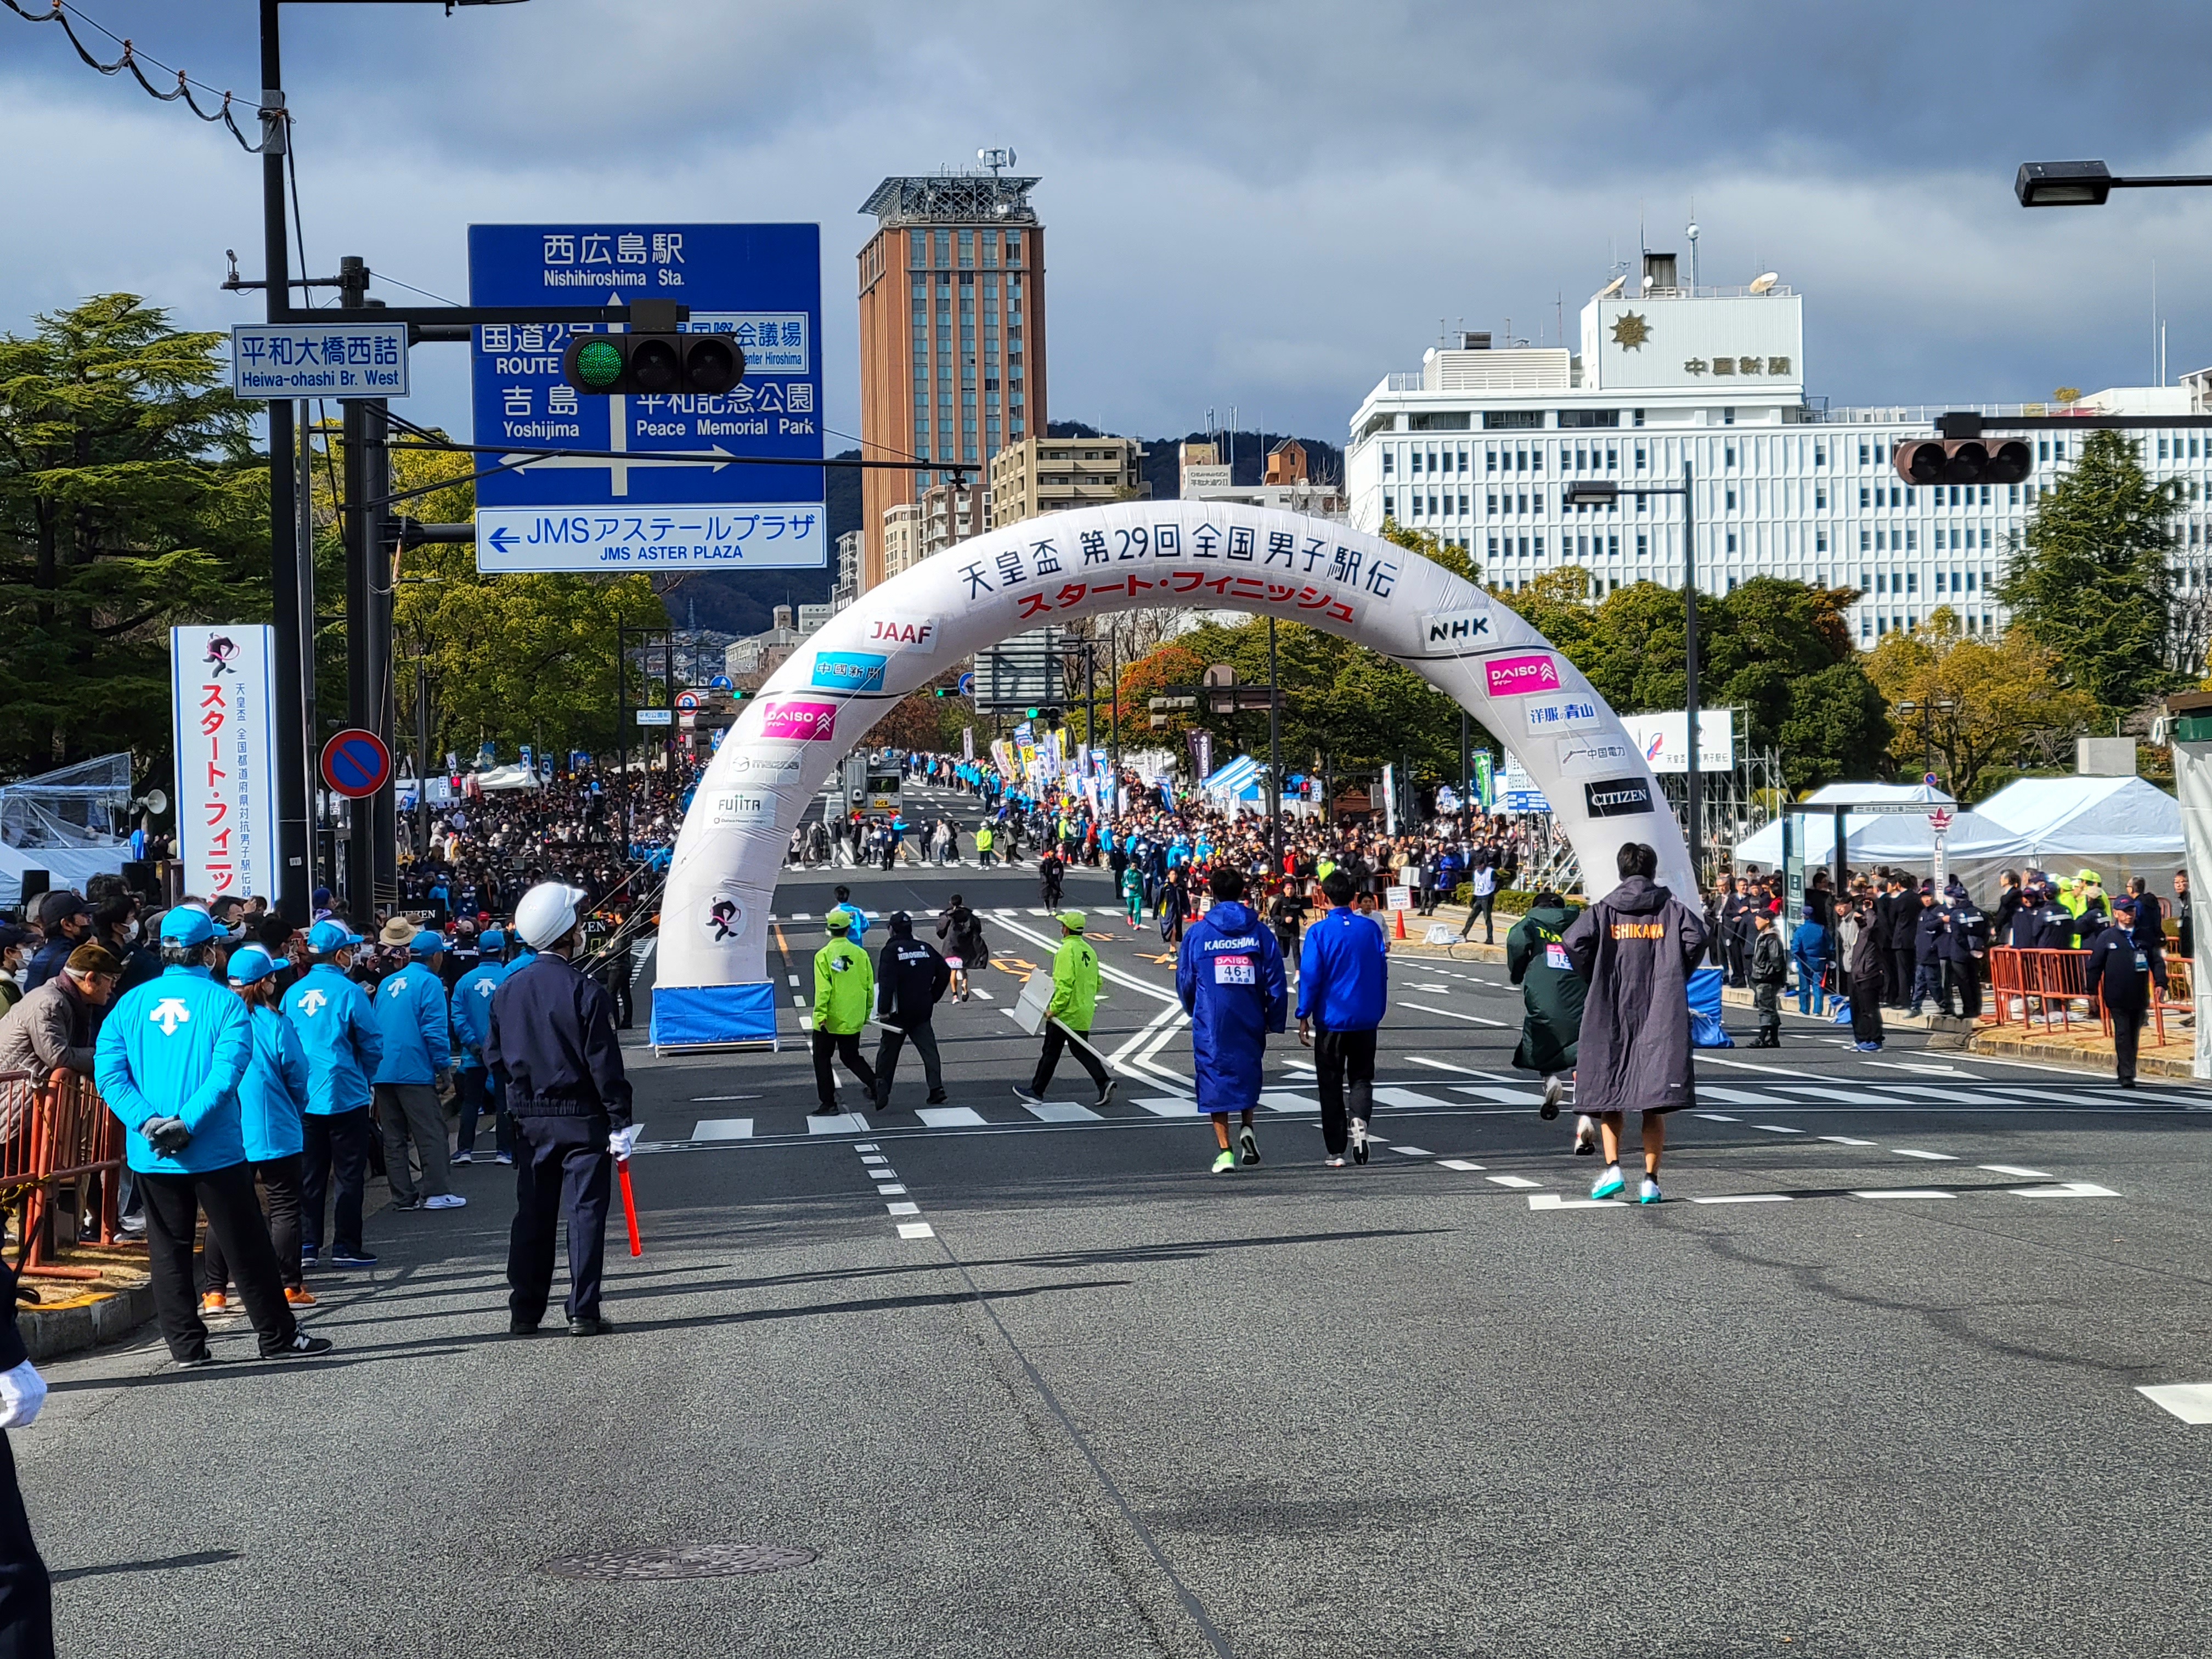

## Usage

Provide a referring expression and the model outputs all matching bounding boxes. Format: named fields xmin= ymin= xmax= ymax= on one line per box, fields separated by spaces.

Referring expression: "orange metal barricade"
xmin=1986 ymin=948 xmax=2095 ymax=1034
xmin=0 ymin=1068 xmax=127 ymax=1280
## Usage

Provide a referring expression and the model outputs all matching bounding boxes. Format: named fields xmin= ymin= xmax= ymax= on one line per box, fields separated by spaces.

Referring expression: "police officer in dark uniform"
xmin=486 ymin=882 xmax=633 ymax=1337
xmin=873 ymin=912 xmax=952 ymax=1110
xmin=0 ymin=1252 xmax=52 ymax=1657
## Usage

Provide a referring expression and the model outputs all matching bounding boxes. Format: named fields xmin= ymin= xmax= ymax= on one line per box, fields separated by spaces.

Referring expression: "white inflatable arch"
xmin=650 ymin=500 xmax=1691 ymax=1046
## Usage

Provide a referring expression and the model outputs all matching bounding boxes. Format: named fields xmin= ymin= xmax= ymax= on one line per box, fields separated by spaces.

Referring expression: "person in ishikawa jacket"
xmin=1562 ymin=842 xmax=1709 ymax=1206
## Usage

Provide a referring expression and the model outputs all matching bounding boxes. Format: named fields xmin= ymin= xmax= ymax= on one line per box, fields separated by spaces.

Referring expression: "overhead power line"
xmin=3 ymin=0 xmax=273 ymax=153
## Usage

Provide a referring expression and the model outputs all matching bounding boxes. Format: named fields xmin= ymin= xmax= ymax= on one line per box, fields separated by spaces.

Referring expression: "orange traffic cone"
xmin=1395 ymin=907 xmax=1408 ymax=941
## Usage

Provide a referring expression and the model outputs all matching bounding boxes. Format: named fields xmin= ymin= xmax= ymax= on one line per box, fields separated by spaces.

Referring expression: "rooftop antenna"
xmin=1685 ymin=199 xmax=1700 ymax=291
xmin=977 ymin=145 xmax=1015 ymax=178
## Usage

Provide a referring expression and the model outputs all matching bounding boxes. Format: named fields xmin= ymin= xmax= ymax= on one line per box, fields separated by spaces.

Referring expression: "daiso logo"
xmin=1484 ymin=653 xmax=1561 ymax=698
xmin=758 ymin=699 xmax=837 ymax=742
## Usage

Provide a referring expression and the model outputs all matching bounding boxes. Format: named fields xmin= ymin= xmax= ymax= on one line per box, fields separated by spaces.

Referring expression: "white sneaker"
xmin=1539 ymin=1075 xmax=1564 ymax=1120
xmin=1638 ymin=1177 xmax=1662 ymax=1206
xmin=423 ymin=1193 xmax=467 ymax=1210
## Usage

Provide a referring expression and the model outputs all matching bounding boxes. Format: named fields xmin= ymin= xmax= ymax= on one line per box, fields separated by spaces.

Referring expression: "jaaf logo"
xmin=865 ymin=617 xmax=937 ymax=654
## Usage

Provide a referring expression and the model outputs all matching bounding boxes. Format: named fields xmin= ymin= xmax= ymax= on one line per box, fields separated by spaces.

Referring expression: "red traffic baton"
xmin=617 ymin=1158 xmax=642 ymax=1257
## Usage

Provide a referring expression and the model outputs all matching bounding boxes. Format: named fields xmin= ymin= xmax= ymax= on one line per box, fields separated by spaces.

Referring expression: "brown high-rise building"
xmin=856 ymin=171 xmax=1046 ymax=591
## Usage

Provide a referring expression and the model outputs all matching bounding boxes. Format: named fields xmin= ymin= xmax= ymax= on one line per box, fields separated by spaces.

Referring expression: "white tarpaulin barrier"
xmin=2173 ymin=741 xmax=2212 ymax=1079
xmin=652 ymin=501 xmax=1690 ymax=1047
xmin=1975 ymin=776 xmax=2184 ymax=891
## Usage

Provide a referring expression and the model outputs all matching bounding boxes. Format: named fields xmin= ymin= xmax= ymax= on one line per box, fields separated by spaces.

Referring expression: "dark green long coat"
xmin=1505 ymin=901 xmax=1587 ymax=1075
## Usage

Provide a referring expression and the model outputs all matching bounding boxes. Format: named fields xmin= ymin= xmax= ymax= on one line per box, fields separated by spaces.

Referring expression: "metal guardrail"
xmin=0 ymin=1068 xmax=125 ymax=1280
xmin=1987 ymin=947 xmax=2187 ymax=1049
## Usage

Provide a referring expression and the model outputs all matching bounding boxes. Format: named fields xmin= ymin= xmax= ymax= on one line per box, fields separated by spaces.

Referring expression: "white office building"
xmin=1345 ymin=255 xmax=2212 ymax=643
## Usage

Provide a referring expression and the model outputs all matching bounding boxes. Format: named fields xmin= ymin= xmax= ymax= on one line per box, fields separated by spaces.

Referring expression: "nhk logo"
xmin=1420 ymin=607 xmax=1491 ymax=650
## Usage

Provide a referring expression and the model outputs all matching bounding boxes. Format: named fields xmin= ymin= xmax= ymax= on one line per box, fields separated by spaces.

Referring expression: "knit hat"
xmin=64 ymin=943 xmax=123 ymax=977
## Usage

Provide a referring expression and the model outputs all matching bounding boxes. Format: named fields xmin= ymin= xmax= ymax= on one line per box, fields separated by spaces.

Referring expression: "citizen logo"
xmin=1583 ymin=776 xmax=1655 ymax=818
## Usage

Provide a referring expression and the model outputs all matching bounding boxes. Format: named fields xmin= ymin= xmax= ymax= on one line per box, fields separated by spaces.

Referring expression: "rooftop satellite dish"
xmin=1749 ymin=272 xmax=1780 ymax=294
xmin=1641 ymin=274 xmax=1657 ymax=292
xmin=1597 ymin=274 xmax=1626 ymax=298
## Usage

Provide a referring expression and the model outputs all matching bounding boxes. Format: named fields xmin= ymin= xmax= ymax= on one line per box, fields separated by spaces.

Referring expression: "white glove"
xmin=608 ymin=1125 xmax=640 ymax=1160
xmin=0 ymin=1358 xmax=48 ymax=1429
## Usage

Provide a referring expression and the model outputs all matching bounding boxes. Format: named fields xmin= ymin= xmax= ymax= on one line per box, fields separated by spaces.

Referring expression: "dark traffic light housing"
xmin=1893 ymin=437 xmax=2032 ymax=487
xmin=562 ymin=329 xmax=744 ymax=397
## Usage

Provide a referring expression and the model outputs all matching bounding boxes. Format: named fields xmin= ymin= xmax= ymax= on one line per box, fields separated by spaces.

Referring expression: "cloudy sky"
xmin=7 ymin=0 xmax=2212 ymax=445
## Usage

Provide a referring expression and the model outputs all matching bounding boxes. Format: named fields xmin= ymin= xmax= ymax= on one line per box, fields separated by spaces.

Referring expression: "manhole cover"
xmin=539 ymin=1543 xmax=818 ymax=1581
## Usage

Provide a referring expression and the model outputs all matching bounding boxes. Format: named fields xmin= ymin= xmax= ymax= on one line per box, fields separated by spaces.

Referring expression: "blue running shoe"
xmin=1590 ymin=1166 xmax=1626 ymax=1200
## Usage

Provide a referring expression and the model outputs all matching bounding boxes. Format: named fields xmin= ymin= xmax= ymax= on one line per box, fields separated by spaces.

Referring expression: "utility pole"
xmin=1267 ymin=615 xmax=1282 ymax=881
xmin=260 ymin=0 xmax=311 ymax=924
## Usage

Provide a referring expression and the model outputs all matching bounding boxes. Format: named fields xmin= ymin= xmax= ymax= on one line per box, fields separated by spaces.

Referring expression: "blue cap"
xmin=225 ymin=946 xmax=279 ymax=985
xmin=478 ymin=929 xmax=506 ymax=952
xmin=306 ymin=919 xmax=362 ymax=952
xmin=159 ymin=908 xmax=217 ymax=949
xmin=409 ymin=930 xmax=446 ymax=958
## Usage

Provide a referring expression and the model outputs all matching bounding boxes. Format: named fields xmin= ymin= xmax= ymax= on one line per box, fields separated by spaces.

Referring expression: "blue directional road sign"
xmin=469 ymin=223 xmax=825 ymax=574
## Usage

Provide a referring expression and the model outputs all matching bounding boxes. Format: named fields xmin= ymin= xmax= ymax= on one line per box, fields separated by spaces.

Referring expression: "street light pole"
xmin=1267 ymin=614 xmax=1282 ymax=883
xmin=1682 ymin=459 xmax=1701 ymax=883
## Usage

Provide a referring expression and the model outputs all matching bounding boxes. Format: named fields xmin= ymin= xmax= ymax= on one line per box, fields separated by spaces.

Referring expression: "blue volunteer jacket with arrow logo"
xmin=94 ymin=964 xmax=252 ymax=1175
xmin=282 ymin=963 xmax=383 ymax=1116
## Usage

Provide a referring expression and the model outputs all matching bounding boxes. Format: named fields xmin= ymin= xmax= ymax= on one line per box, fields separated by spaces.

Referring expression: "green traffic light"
xmin=573 ymin=338 xmax=624 ymax=391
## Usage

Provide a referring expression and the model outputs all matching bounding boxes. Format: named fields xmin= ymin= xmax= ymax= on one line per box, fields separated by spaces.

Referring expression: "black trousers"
xmin=1850 ymin=973 xmax=1886 ymax=1046
xmin=0 ymin=1433 xmax=50 ymax=1659
xmin=200 ymin=1154 xmax=304 ymax=1293
xmin=139 ymin=1164 xmax=296 ymax=1361
xmin=2111 ymin=1007 xmax=2146 ymax=1083
xmin=300 ymin=1105 xmax=371 ymax=1257
xmin=1891 ymin=947 xmax=1915 ymax=1007
xmin=811 ymin=1029 xmax=877 ymax=1109
xmin=1313 ymin=1027 xmax=1378 ymax=1155
xmin=873 ymin=1022 xmax=943 ymax=1104
xmin=1031 ymin=1024 xmax=1110 ymax=1097
xmin=1945 ymin=960 xmax=1983 ymax=1020
xmin=509 ymin=1114 xmax=612 ymax=1325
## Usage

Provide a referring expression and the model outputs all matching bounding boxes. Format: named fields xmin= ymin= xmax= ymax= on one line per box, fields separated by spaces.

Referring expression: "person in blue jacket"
xmin=450 ymin=928 xmax=512 ymax=1166
xmin=1296 ymin=869 xmax=1389 ymax=1169
xmin=1788 ymin=912 xmax=1831 ymax=1017
xmin=284 ymin=919 xmax=384 ymax=1269
xmin=373 ymin=923 xmax=462 ymax=1212
xmin=93 ymin=909 xmax=329 ymax=1368
xmin=200 ymin=946 xmax=317 ymax=1311
xmin=1176 ymin=866 xmax=1288 ymax=1174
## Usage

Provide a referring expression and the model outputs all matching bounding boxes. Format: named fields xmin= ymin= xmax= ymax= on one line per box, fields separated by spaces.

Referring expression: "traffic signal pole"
xmin=260 ymin=0 xmax=311 ymax=925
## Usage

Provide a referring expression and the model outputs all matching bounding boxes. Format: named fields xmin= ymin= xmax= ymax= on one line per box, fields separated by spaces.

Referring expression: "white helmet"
xmin=514 ymin=882 xmax=589 ymax=950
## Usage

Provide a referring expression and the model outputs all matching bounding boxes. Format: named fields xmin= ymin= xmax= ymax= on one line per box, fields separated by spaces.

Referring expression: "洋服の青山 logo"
xmin=1420 ymin=607 xmax=1491 ymax=650
xmin=1583 ymin=776 xmax=1655 ymax=818
xmin=809 ymin=651 xmax=887 ymax=693
xmin=758 ymin=699 xmax=837 ymax=742
xmin=863 ymin=616 xmax=937 ymax=654
xmin=1483 ymin=653 xmax=1561 ymax=697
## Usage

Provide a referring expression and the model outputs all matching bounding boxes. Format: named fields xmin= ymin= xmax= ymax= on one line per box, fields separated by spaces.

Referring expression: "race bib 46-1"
xmin=1215 ymin=954 xmax=1255 ymax=986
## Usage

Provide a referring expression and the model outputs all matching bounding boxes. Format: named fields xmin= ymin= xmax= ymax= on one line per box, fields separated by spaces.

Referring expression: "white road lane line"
xmin=1698 ymin=1087 xmax=1798 ymax=1106
xmin=690 ymin=1119 xmax=754 ymax=1141
xmin=1819 ymin=1136 xmax=1877 ymax=1147
xmin=1373 ymin=1087 xmax=1458 ymax=1110
xmin=1397 ymin=1001 xmax=1508 ymax=1026
xmin=1024 ymin=1102 xmax=1102 ymax=1122
xmin=1689 ymin=1194 xmax=1792 ymax=1205
xmin=886 ymin=1201 xmax=920 ymax=1216
xmin=1391 ymin=1145 xmax=1434 ymax=1157
xmin=1892 ymin=1148 xmax=1957 ymax=1160
xmin=2010 ymin=1181 xmax=2120 ymax=1198
xmin=1694 ymin=1113 xmax=1739 ymax=1122
xmin=877 ymin=1183 xmax=907 ymax=1194
xmin=917 ymin=1107 xmax=988 ymax=1128
xmin=1437 ymin=1159 xmax=1485 ymax=1171
xmin=806 ymin=1112 xmax=866 ymax=1134
xmin=1450 ymin=1085 xmax=1545 ymax=1105
xmin=1852 ymin=1188 xmax=1956 ymax=1199
xmin=1486 ymin=1174 xmax=1540 ymax=1188
xmin=1527 ymin=1192 xmax=1626 ymax=1210
xmin=1979 ymin=1164 xmax=2054 ymax=1179
xmin=690 ymin=1094 xmax=761 ymax=1103
xmin=1135 ymin=1098 xmax=1199 ymax=1116
xmin=1752 ymin=1124 xmax=1806 ymax=1135
xmin=897 ymin=1221 xmax=935 ymax=1239
xmin=2137 ymin=1383 xmax=2212 ymax=1423
xmin=1405 ymin=1056 xmax=1509 ymax=1079
xmin=1260 ymin=1091 xmax=1318 ymax=1115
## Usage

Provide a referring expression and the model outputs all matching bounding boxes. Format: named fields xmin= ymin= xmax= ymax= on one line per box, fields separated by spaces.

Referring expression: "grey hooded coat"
xmin=1561 ymin=875 xmax=1709 ymax=1115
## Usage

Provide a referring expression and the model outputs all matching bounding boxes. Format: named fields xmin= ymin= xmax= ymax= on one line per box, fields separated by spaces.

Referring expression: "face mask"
xmin=123 ymin=920 xmax=141 ymax=943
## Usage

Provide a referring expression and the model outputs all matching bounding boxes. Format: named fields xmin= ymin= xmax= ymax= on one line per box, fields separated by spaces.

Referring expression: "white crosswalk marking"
xmin=1024 ymin=1102 xmax=1101 ymax=1122
xmin=1372 ymin=1086 xmax=1457 ymax=1110
xmin=1135 ymin=1098 xmax=1199 ymax=1116
xmin=1486 ymin=1174 xmax=1540 ymax=1189
xmin=807 ymin=1113 xmax=868 ymax=1135
xmin=690 ymin=1119 xmax=754 ymax=1141
xmin=916 ymin=1107 xmax=987 ymax=1127
xmin=1451 ymin=1085 xmax=1545 ymax=1105
xmin=1699 ymin=1086 xmax=1797 ymax=1106
xmin=1260 ymin=1091 xmax=1318 ymax=1115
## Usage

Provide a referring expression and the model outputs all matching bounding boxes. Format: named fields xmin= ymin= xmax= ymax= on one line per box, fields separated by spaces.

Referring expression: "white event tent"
xmin=1733 ymin=781 xmax=2033 ymax=898
xmin=1974 ymin=776 xmax=2184 ymax=891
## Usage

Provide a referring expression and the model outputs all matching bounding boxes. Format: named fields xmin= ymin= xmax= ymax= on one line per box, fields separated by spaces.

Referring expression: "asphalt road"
xmin=26 ymin=827 xmax=2212 ymax=1656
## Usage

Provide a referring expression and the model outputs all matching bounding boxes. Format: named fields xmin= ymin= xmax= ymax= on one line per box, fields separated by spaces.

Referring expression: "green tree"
xmin=0 ymin=295 xmax=266 ymax=778
xmin=373 ymin=437 xmax=667 ymax=765
xmin=1864 ymin=609 xmax=2096 ymax=798
xmin=1998 ymin=427 xmax=2179 ymax=715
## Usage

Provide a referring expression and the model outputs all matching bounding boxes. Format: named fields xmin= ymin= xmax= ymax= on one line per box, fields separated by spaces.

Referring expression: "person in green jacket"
xmin=810 ymin=908 xmax=878 ymax=1115
xmin=975 ymin=823 xmax=996 ymax=868
xmin=1013 ymin=912 xmax=1114 ymax=1107
xmin=1505 ymin=890 xmax=1594 ymax=1154
xmin=1120 ymin=862 xmax=1146 ymax=929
